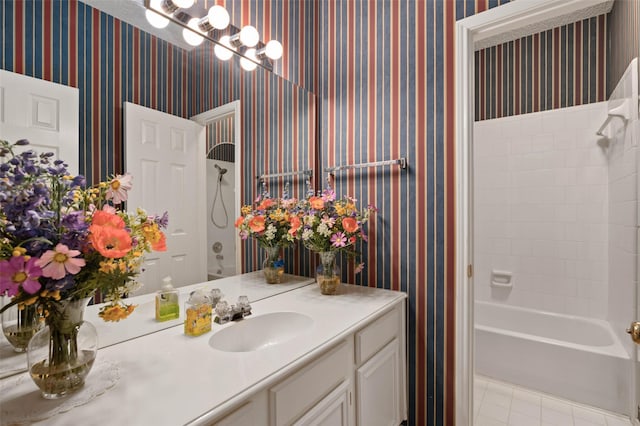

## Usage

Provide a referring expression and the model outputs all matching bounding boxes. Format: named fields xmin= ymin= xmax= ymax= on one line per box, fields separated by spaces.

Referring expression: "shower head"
xmin=214 ymin=164 xmax=228 ymax=175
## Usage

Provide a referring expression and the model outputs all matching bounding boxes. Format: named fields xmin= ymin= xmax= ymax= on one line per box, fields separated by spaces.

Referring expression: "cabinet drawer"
xmin=270 ymin=339 xmax=353 ymax=426
xmin=355 ymin=307 xmax=400 ymax=365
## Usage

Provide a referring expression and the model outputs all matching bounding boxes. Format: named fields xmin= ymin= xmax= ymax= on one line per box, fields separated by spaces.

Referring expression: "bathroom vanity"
xmin=0 ymin=274 xmax=407 ymax=426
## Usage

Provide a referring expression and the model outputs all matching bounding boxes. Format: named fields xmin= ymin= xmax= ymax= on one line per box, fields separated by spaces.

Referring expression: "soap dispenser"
xmin=155 ymin=276 xmax=180 ymax=322
xmin=184 ymin=289 xmax=212 ymax=336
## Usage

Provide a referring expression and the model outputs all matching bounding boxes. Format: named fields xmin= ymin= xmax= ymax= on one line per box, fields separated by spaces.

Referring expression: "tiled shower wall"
xmin=474 ymin=102 xmax=610 ymax=317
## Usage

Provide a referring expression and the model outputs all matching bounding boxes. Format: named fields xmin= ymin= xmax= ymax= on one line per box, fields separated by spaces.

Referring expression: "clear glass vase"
xmin=1 ymin=300 xmax=43 ymax=352
xmin=262 ymin=245 xmax=285 ymax=284
xmin=316 ymin=251 xmax=341 ymax=295
xmin=27 ymin=298 xmax=98 ymax=399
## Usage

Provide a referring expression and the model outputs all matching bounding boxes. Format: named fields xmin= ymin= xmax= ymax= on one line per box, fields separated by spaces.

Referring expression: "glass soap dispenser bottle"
xmin=184 ymin=289 xmax=212 ymax=336
xmin=155 ymin=276 xmax=180 ymax=322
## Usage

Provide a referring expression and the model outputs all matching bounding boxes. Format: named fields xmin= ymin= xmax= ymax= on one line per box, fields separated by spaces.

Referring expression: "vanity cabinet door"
xmin=355 ymin=338 xmax=401 ymax=426
xmin=293 ymin=380 xmax=352 ymax=426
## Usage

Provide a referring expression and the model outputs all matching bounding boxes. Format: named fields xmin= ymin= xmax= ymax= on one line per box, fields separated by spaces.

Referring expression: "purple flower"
xmin=0 ymin=256 xmax=43 ymax=296
xmin=330 ymin=232 xmax=347 ymax=248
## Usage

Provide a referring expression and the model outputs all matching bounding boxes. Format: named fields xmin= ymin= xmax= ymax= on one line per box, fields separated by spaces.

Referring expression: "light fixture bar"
xmin=143 ymin=0 xmax=278 ymax=72
xmin=324 ymin=158 xmax=408 ymax=174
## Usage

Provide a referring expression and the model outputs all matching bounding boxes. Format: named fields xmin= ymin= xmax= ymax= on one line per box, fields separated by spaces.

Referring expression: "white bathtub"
xmin=475 ymin=301 xmax=630 ymax=415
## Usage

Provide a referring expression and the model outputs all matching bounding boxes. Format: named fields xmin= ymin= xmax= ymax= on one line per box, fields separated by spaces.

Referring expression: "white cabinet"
xmin=208 ymin=299 xmax=406 ymax=426
xmin=294 ymin=380 xmax=352 ymax=426
xmin=356 ymin=339 xmax=401 ymax=426
xmin=354 ymin=303 xmax=406 ymax=426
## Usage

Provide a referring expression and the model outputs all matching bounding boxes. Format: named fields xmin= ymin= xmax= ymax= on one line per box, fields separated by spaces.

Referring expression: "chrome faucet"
xmin=214 ymin=295 xmax=252 ymax=324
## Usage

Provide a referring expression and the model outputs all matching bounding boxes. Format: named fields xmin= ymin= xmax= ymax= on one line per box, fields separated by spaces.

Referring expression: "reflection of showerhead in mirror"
xmin=214 ymin=164 xmax=228 ymax=181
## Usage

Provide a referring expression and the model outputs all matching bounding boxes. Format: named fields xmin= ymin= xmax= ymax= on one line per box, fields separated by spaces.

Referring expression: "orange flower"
xmin=342 ymin=217 xmax=359 ymax=233
xmin=248 ymin=216 xmax=266 ymax=233
xmin=150 ymin=232 xmax=167 ymax=252
xmin=91 ymin=210 xmax=125 ymax=229
xmin=257 ymin=198 xmax=275 ymax=210
xmin=289 ymin=216 xmax=301 ymax=235
xmin=309 ymin=196 xmax=324 ymax=210
xmin=89 ymin=226 xmax=132 ymax=258
xmin=234 ymin=216 xmax=245 ymax=228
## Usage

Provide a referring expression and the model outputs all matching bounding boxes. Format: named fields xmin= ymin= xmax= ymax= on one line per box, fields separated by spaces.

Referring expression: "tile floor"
xmin=474 ymin=375 xmax=634 ymax=426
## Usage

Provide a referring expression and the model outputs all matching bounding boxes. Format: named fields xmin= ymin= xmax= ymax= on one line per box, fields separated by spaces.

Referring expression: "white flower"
xmin=302 ymin=229 xmax=313 ymax=241
xmin=265 ymin=224 xmax=277 ymax=240
xmin=317 ymin=223 xmax=332 ymax=237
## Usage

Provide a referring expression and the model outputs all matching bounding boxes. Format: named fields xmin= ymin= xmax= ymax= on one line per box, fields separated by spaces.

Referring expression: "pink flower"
xmin=36 ymin=244 xmax=86 ymax=280
xmin=354 ymin=263 xmax=365 ymax=274
xmin=330 ymin=232 xmax=347 ymax=248
xmin=0 ymin=256 xmax=43 ymax=296
xmin=105 ymin=173 xmax=133 ymax=204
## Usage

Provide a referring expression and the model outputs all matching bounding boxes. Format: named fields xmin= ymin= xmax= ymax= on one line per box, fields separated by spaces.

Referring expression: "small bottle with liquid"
xmin=155 ymin=276 xmax=180 ymax=322
xmin=184 ymin=289 xmax=212 ymax=337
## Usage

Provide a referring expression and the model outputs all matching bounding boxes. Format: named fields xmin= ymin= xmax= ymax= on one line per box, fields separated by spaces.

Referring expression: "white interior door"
xmin=125 ymin=102 xmax=206 ymax=294
xmin=0 ymin=69 xmax=79 ymax=174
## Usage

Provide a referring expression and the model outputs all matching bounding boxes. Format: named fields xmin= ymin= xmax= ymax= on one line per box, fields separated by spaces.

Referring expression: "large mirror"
xmin=0 ymin=0 xmax=316 ymax=376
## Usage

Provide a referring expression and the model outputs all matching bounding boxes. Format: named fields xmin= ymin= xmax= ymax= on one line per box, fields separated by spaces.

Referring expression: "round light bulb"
xmin=264 ymin=40 xmax=283 ymax=60
xmin=214 ymin=35 xmax=234 ymax=61
xmin=146 ymin=9 xmax=169 ymax=28
xmin=146 ymin=0 xmax=170 ymax=28
xmin=208 ymin=5 xmax=230 ymax=30
xmin=239 ymin=25 xmax=259 ymax=47
xmin=183 ymin=18 xmax=204 ymax=46
xmin=240 ymin=48 xmax=258 ymax=71
xmin=172 ymin=0 xmax=195 ymax=8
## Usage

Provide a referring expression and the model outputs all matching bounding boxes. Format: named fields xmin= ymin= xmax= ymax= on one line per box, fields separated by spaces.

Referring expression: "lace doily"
xmin=0 ymin=359 xmax=119 ymax=426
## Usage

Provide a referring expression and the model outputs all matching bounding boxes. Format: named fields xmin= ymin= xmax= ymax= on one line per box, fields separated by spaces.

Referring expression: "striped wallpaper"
xmin=314 ymin=1 xmax=509 ymax=424
xmin=206 ymin=116 xmax=235 ymax=162
xmin=5 ymin=0 xmax=628 ymax=425
xmin=608 ymin=0 xmax=640 ymax=97
xmin=189 ymin=43 xmax=316 ymax=276
xmin=475 ymin=15 xmax=607 ymax=121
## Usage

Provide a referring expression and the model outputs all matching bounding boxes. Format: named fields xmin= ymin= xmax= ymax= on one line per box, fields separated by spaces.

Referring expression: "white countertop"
xmin=0 ymin=272 xmax=314 ymax=379
xmin=0 ymin=282 xmax=406 ymax=426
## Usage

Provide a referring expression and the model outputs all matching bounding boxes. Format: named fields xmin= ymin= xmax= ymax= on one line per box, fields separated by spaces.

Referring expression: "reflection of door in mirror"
xmin=125 ymin=102 xmax=207 ymax=294
xmin=192 ymin=100 xmax=242 ymax=279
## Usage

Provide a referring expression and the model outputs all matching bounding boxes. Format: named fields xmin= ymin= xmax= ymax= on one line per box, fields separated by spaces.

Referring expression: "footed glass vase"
xmin=27 ymin=298 xmax=98 ymax=399
xmin=262 ymin=246 xmax=285 ymax=284
xmin=316 ymin=251 xmax=341 ymax=295
xmin=1 ymin=301 xmax=42 ymax=352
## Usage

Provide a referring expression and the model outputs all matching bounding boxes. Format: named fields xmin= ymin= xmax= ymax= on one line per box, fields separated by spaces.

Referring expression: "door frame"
xmin=454 ymin=1 xmax=614 ymax=423
xmin=191 ymin=100 xmax=242 ymax=275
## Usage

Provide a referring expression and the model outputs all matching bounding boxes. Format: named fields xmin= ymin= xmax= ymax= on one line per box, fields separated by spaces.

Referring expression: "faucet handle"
xmin=214 ymin=300 xmax=230 ymax=318
xmin=237 ymin=295 xmax=250 ymax=309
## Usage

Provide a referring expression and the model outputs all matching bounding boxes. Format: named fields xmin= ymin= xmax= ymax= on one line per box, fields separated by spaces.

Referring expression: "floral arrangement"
xmin=0 ymin=139 xmax=167 ymax=322
xmin=300 ymin=188 xmax=375 ymax=272
xmin=234 ymin=195 xmax=302 ymax=248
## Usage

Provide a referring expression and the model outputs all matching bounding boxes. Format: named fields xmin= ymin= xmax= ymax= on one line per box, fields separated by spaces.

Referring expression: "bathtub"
xmin=475 ymin=301 xmax=630 ymax=415
xmin=207 ymin=264 xmax=236 ymax=280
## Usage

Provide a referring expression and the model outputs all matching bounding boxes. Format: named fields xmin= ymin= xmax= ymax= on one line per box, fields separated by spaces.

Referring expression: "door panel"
xmin=0 ymin=69 xmax=79 ymax=174
xmin=125 ymin=102 xmax=206 ymax=294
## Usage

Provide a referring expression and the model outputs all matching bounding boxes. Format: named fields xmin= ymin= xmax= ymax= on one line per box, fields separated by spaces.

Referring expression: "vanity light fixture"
xmin=143 ymin=1 xmax=282 ymax=71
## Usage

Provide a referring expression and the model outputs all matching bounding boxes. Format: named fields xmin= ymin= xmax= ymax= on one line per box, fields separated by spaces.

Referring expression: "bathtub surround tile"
xmin=479 ymin=401 xmax=511 ymax=423
xmin=510 ymin=398 xmax=542 ymax=419
xmin=508 ymin=411 xmax=540 ymax=426
xmin=476 ymin=415 xmax=508 ymax=426
xmin=483 ymin=390 xmax=512 ymax=409
xmin=605 ymin=415 xmax=635 ymax=426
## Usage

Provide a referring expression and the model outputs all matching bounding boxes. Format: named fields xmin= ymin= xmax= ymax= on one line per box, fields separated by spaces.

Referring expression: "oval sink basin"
xmin=209 ymin=312 xmax=313 ymax=352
